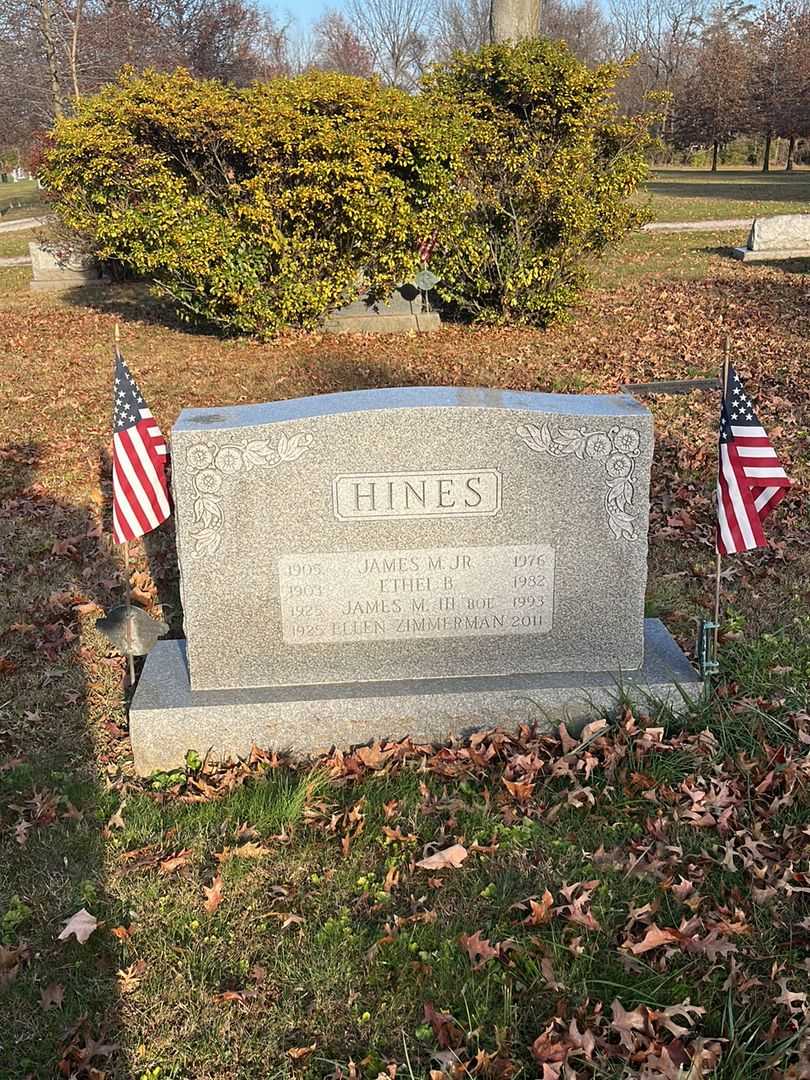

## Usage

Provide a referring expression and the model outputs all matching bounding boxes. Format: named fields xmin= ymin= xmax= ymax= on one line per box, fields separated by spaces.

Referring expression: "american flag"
xmin=716 ymin=363 xmax=790 ymax=555
xmin=112 ymin=351 xmax=171 ymax=544
xmin=418 ymin=231 xmax=438 ymax=264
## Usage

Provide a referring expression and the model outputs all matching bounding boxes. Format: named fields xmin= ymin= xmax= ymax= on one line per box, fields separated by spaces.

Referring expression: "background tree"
xmin=672 ymin=7 xmax=751 ymax=169
xmin=607 ymin=0 xmax=707 ymax=128
xmin=541 ymin=0 xmax=612 ymax=64
xmin=346 ymin=0 xmax=429 ymax=88
xmin=312 ymin=9 xmax=373 ymax=75
xmin=432 ymin=0 xmax=489 ymax=57
xmin=749 ymin=0 xmax=810 ymax=171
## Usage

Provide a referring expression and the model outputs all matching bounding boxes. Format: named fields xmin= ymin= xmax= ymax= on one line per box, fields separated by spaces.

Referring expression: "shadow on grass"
xmin=95 ymin=444 xmax=182 ymax=641
xmin=697 ymin=244 xmax=810 ymax=276
xmin=0 ymin=441 xmax=132 ymax=1078
xmin=60 ymin=280 xmax=226 ymax=337
xmin=648 ymin=170 xmax=810 ymax=203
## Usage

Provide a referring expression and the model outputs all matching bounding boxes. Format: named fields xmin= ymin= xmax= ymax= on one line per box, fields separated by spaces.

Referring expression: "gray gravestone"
xmin=324 ymin=284 xmax=440 ymax=334
xmin=130 ymin=387 xmax=700 ymax=773
xmin=732 ymin=213 xmax=810 ymax=262
xmin=29 ymin=241 xmax=106 ymax=291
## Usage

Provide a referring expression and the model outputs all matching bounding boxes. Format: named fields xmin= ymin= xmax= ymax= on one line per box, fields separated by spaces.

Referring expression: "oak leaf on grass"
xmin=58 ymin=908 xmax=98 ymax=944
xmin=622 ymin=924 xmax=681 ymax=955
xmin=203 ymin=874 xmax=224 ymax=914
xmin=459 ymin=930 xmax=499 ymax=971
xmin=287 ymin=1044 xmax=316 ymax=1060
xmin=416 ymin=844 xmax=468 ymax=870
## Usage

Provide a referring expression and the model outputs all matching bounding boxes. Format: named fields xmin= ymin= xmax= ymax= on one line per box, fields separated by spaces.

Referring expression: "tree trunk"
xmin=786 ymin=134 xmax=796 ymax=172
xmin=38 ymin=0 xmax=63 ymax=119
xmin=490 ymin=0 xmax=539 ymax=42
xmin=68 ymin=0 xmax=85 ymax=104
xmin=762 ymin=131 xmax=772 ymax=172
xmin=711 ymin=140 xmax=719 ymax=172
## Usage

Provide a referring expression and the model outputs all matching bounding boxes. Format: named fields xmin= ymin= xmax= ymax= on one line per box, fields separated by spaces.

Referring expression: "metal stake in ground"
xmin=697 ymin=336 xmax=730 ymax=680
xmin=713 ymin=336 xmax=731 ymax=660
xmin=122 ymin=536 xmax=136 ymax=685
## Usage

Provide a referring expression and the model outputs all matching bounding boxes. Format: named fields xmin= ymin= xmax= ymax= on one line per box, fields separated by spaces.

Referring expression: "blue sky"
xmin=274 ymin=0 xmax=340 ymax=30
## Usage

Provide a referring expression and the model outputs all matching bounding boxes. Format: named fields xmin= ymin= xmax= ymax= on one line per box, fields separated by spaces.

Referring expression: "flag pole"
xmin=713 ymin=336 xmax=731 ymax=656
xmin=114 ymin=322 xmax=136 ymax=686
xmin=123 ymin=540 xmax=135 ymax=685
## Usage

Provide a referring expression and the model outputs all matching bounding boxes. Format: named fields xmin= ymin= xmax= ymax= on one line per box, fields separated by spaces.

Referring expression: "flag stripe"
xmin=113 ymin=457 xmax=150 ymax=537
xmin=114 ymin=439 xmax=158 ymax=532
xmin=129 ymin=422 xmax=171 ymax=517
xmin=742 ymin=466 xmax=788 ymax=478
xmin=736 ymin=446 xmax=778 ymax=458
xmin=716 ymin=478 xmax=738 ymax=554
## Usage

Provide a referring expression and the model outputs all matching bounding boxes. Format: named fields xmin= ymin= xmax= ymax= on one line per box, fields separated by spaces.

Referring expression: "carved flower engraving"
xmin=186 ymin=431 xmax=313 ymax=556
xmin=605 ymin=452 xmax=633 ymax=479
xmin=186 ymin=444 xmax=214 ymax=470
xmin=515 ymin=422 xmax=642 ymax=541
xmin=194 ymin=468 xmax=223 ymax=494
xmin=585 ymin=432 xmax=612 ymax=459
xmin=214 ymin=446 xmax=243 ymax=474
xmin=612 ymin=427 xmax=640 ymax=454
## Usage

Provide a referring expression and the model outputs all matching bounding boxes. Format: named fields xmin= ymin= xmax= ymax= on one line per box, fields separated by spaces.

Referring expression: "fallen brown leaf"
xmin=58 ymin=908 xmax=98 ymax=944
xmin=159 ymin=848 xmax=193 ymax=874
xmin=416 ymin=843 xmax=468 ymax=870
xmin=203 ymin=874 xmax=224 ymax=914
xmin=40 ymin=981 xmax=65 ymax=1010
xmin=460 ymin=930 xmax=499 ymax=971
xmin=287 ymin=1044 xmax=316 ymax=1061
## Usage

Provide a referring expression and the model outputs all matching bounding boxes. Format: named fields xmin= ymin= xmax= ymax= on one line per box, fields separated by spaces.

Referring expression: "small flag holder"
xmin=696 ymin=618 xmax=720 ymax=679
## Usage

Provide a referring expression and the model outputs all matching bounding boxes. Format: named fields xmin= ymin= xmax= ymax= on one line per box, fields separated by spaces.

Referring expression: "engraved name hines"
xmin=278 ymin=544 xmax=554 ymax=645
xmin=332 ymin=470 xmax=501 ymax=521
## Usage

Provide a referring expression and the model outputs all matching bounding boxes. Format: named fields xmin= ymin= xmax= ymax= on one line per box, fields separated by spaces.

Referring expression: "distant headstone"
xmin=732 ymin=213 xmax=810 ymax=262
xmin=130 ymin=387 xmax=701 ymax=774
xmin=324 ymin=283 xmax=440 ymax=334
xmin=29 ymin=241 xmax=107 ymax=291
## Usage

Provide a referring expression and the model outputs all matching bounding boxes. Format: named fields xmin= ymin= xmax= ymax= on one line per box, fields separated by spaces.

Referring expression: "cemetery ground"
xmin=0 ymin=181 xmax=46 ymax=225
xmin=0 ymin=226 xmax=809 ymax=1080
xmin=640 ymin=167 xmax=810 ymax=224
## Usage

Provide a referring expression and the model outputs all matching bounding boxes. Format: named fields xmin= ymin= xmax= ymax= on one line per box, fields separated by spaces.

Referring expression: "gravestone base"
xmin=731 ymin=246 xmax=810 ymax=262
xmin=28 ymin=240 xmax=108 ymax=291
xmin=324 ymin=284 xmax=440 ymax=335
xmin=129 ymin=619 xmax=701 ymax=775
xmin=325 ymin=311 xmax=441 ymax=334
xmin=30 ymin=272 xmax=108 ymax=292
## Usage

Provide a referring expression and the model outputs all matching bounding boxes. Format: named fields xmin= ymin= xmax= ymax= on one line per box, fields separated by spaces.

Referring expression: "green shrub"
xmin=422 ymin=40 xmax=657 ymax=325
xmin=41 ymin=46 xmax=656 ymax=335
xmin=40 ymin=68 xmax=465 ymax=336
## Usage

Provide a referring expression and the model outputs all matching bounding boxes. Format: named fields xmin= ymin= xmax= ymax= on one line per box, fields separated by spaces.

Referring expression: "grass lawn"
xmin=0 ymin=179 xmax=49 ymax=223
xmin=0 ymin=228 xmax=38 ymax=260
xmin=0 ymin=232 xmax=809 ymax=1079
xmin=642 ymin=166 xmax=810 ymax=223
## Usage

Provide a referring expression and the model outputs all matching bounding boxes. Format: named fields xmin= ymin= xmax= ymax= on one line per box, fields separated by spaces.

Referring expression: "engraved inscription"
xmin=333 ymin=470 xmax=501 ymax=521
xmin=278 ymin=544 xmax=554 ymax=644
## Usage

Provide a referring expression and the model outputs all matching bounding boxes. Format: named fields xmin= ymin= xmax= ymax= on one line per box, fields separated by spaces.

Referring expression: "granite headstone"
xmin=324 ymin=284 xmax=440 ymax=334
xmin=130 ymin=387 xmax=701 ymax=773
xmin=732 ymin=213 xmax=810 ymax=262
xmin=29 ymin=241 xmax=106 ymax=291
